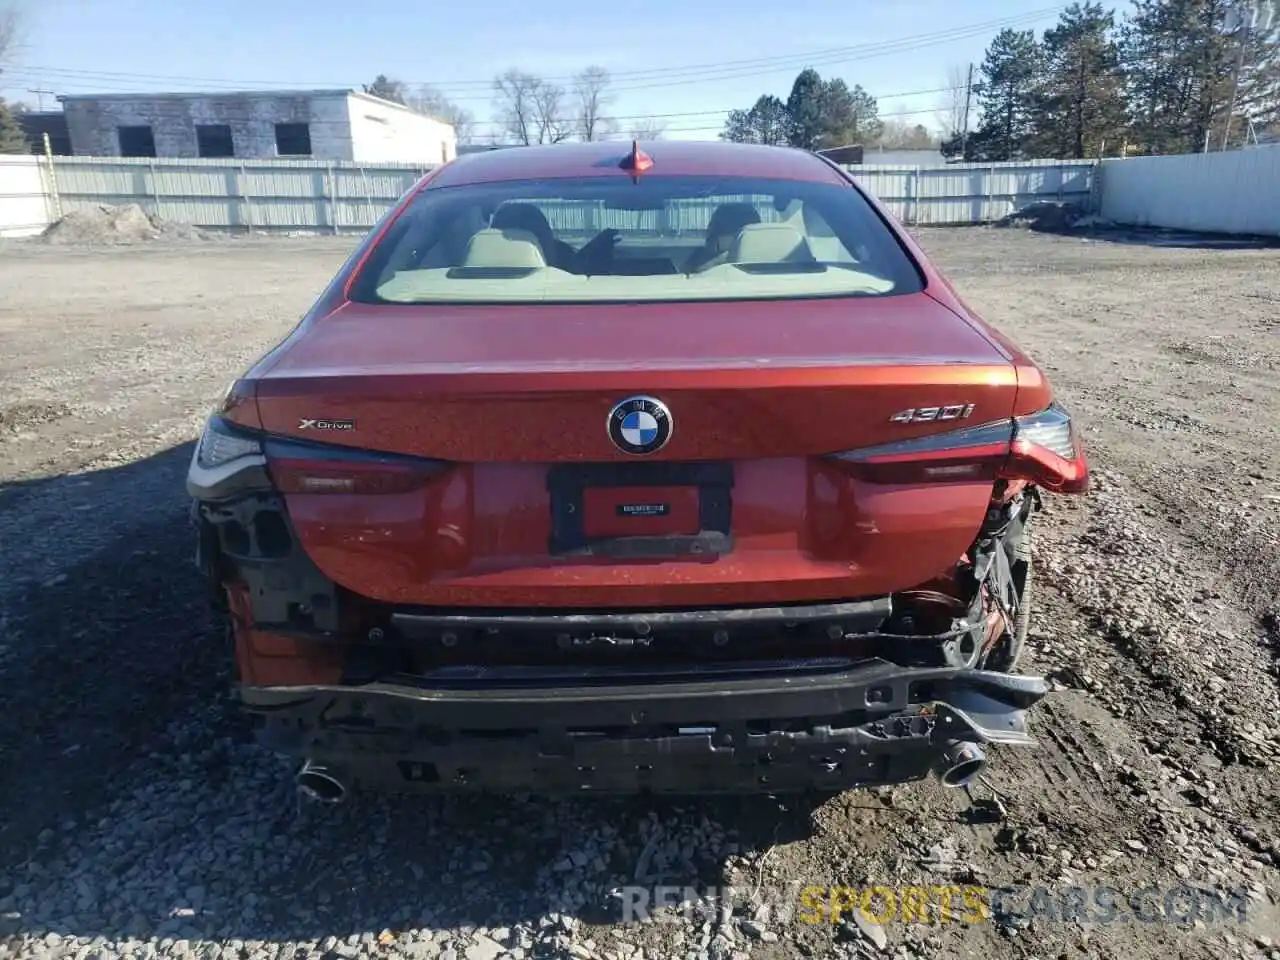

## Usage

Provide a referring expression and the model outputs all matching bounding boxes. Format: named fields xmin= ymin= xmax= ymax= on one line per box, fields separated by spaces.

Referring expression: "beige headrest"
xmin=728 ymin=222 xmax=813 ymax=263
xmin=801 ymin=204 xmax=837 ymax=238
xmin=462 ymin=228 xmax=546 ymax=268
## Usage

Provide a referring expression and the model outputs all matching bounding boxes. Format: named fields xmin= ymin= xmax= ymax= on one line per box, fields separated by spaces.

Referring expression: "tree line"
xmin=371 ymin=0 xmax=1278 ymax=157
xmin=720 ymin=69 xmax=935 ymax=151
xmin=2 ymin=0 xmax=1276 ymax=157
xmin=0 ymin=7 xmax=30 ymax=153
xmin=363 ymin=68 xmax=667 ymax=147
xmin=721 ymin=0 xmax=1278 ymax=159
xmin=945 ymin=0 xmax=1278 ymax=158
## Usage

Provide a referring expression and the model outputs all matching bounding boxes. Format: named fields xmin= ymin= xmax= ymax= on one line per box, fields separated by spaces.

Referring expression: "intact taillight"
xmin=828 ymin=419 xmax=1015 ymax=484
xmin=263 ymin=437 xmax=450 ymax=495
xmin=827 ymin=402 xmax=1089 ymax=493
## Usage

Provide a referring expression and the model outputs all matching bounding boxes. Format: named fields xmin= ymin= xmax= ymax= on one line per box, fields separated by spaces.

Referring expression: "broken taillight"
xmin=1003 ymin=403 xmax=1089 ymax=493
xmin=828 ymin=403 xmax=1088 ymax=493
xmin=186 ymin=415 xmax=271 ymax=500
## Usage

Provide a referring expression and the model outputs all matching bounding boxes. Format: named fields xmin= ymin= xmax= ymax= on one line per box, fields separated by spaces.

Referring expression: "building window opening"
xmin=274 ymin=122 xmax=312 ymax=157
xmin=196 ymin=124 xmax=235 ymax=158
xmin=117 ymin=125 xmax=156 ymax=157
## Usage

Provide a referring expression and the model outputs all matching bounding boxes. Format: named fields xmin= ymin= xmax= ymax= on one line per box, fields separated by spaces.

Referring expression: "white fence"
xmin=1 ymin=149 xmax=1277 ymax=239
xmin=0 ymin=156 xmax=52 ymax=238
xmin=45 ymin=156 xmax=437 ymax=234
xmin=1098 ymin=145 xmax=1280 ymax=237
xmin=1 ymin=155 xmax=1098 ymax=238
xmin=849 ymin=159 xmax=1096 ymax=225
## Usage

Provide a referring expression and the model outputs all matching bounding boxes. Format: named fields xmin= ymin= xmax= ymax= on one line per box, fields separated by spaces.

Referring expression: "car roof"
xmin=427 ymin=140 xmax=850 ymax=188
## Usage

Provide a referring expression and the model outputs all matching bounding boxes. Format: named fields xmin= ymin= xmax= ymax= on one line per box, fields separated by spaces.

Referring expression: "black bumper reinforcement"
xmin=389 ymin=597 xmax=893 ymax=635
xmin=240 ymin=658 xmax=1047 ymax=795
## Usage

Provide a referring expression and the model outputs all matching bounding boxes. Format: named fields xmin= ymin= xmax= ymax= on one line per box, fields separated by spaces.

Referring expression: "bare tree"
xmin=874 ymin=119 xmax=939 ymax=149
xmin=410 ymin=85 xmax=476 ymax=144
xmin=493 ymin=69 xmax=540 ymax=145
xmin=1 ymin=6 xmax=23 ymax=69
xmin=363 ymin=74 xmax=408 ymax=104
xmin=935 ymin=63 xmax=970 ymax=137
xmin=628 ymin=118 xmax=666 ymax=140
xmin=532 ymin=79 xmax=572 ymax=143
xmin=494 ymin=70 xmax=572 ymax=145
xmin=574 ymin=65 xmax=614 ymax=141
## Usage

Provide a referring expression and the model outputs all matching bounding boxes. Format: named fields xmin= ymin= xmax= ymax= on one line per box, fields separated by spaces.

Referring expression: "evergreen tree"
xmin=721 ymin=95 xmax=790 ymax=144
xmin=971 ymin=29 xmax=1043 ymax=160
xmin=1030 ymin=2 xmax=1130 ymax=158
xmin=717 ymin=68 xmax=891 ymax=152
xmin=0 ymin=99 xmax=28 ymax=154
xmin=819 ymin=79 xmax=882 ymax=146
xmin=1120 ymin=0 xmax=1237 ymax=153
xmin=785 ymin=69 xmax=827 ymax=149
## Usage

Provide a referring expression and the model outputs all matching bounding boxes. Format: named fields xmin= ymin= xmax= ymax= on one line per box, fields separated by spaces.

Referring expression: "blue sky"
xmin=3 ymin=0 xmax=1086 ymax=140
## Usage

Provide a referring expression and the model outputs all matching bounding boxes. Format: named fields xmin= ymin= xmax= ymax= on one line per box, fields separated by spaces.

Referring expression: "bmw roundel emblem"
xmin=607 ymin=395 xmax=673 ymax=455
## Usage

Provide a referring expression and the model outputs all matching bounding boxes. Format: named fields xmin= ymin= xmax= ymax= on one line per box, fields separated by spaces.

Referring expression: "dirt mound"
xmin=993 ymin=200 xmax=1088 ymax=232
xmin=40 ymin=203 xmax=212 ymax=245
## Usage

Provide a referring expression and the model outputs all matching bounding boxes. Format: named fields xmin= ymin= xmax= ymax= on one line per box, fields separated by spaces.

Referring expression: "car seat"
xmin=683 ymin=202 xmax=762 ymax=272
xmin=461 ymin=228 xmax=548 ymax=269
xmin=727 ymin=222 xmax=816 ymax=265
xmin=490 ymin=204 xmax=575 ymax=270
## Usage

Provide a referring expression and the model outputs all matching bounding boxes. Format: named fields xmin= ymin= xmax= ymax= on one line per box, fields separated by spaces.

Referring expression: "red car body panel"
xmin=277 ymin=469 xmax=998 ymax=608
xmin=250 ymin=295 xmax=1015 ymax=459
xmin=208 ymin=142 xmax=1081 ymax=613
xmin=248 ymin=294 xmax=1020 ymax=608
xmin=190 ymin=141 xmax=1087 ymax=796
xmin=424 ymin=141 xmax=852 ymax=188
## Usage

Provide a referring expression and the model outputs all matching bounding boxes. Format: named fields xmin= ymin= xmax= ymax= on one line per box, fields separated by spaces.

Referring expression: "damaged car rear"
xmin=187 ymin=140 xmax=1089 ymax=801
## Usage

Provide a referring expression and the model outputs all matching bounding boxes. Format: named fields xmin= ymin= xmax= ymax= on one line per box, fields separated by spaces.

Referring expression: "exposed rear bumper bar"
xmin=389 ymin=597 xmax=893 ymax=635
xmin=241 ymin=658 xmax=1048 ymax=795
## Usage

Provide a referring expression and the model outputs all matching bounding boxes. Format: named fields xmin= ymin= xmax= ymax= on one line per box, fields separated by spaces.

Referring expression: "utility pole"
xmin=960 ymin=62 xmax=975 ymax=160
xmin=1220 ymin=1 xmax=1252 ymax=150
xmin=26 ymin=88 xmax=57 ymax=111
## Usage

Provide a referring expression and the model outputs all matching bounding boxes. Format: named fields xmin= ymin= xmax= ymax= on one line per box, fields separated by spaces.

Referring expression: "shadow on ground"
xmin=1069 ymin=226 xmax=1280 ymax=250
xmin=982 ymin=201 xmax=1280 ymax=249
xmin=0 ymin=442 xmax=963 ymax=951
xmin=0 ymin=442 xmax=231 ymax=864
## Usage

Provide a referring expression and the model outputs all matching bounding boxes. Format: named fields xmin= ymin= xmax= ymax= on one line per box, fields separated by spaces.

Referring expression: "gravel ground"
xmin=1 ymin=227 xmax=1278 ymax=960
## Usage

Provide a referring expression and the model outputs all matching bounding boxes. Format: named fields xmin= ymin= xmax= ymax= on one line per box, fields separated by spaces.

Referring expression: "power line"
xmin=25 ymin=87 xmax=57 ymax=110
xmin=0 ymin=71 xmax=962 ymax=125
xmin=442 ymin=6 xmax=1072 ymax=89
xmin=7 ymin=6 xmax=1071 ymax=102
xmin=10 ymin=48 xmax=1196 ymax=136
xmin=0 ymin=82 xmax=950 ymax=133
xmin=16 ymin=4 xmax=1215 ymax=144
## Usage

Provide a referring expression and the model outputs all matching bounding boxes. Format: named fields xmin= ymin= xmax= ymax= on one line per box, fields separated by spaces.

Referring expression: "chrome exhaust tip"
xmin=296 ymin=761 xmax=347 ymax=803
xmin=937 ymin=741 xmax=987 ymax=788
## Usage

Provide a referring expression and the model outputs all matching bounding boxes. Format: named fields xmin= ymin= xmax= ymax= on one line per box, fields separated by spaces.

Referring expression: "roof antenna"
xmin=620 ymin=139 xmax=654 ymax=180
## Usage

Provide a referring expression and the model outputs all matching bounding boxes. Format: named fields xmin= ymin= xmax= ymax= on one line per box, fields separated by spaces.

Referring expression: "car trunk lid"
xmin=253 ymin=295 xmax=1016 ymax=461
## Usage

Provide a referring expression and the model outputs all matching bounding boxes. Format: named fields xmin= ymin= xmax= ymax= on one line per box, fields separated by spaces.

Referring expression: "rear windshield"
xmin=349 ymin=174 xmax=923 ymax=305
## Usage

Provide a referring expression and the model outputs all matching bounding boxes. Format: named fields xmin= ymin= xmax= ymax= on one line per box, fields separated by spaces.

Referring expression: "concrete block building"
xmin=57 ymin=89 xmax=456 ymax=164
